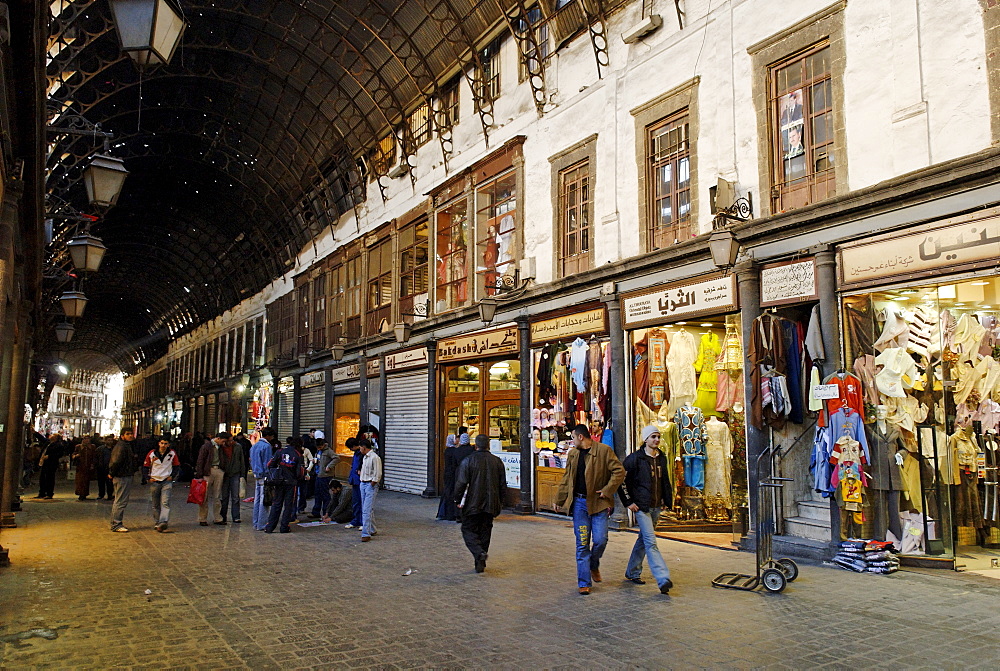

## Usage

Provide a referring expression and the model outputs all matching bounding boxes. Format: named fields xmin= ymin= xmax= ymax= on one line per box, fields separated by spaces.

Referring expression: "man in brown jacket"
xmin=556 ymin=424 xmax=625 ymax=595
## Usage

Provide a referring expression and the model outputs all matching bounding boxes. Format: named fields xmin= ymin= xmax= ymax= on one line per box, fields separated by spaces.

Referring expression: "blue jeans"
xmin=252 ymin=477 xmax=269 ymax=530
xmin=626 ymin=508 xmax=671 ymax=588
xmin=350 ymin=483 xmax=362 ymax=526
xmin=312 ymin=477 xmax=331 ymax=516
xmin=219 ymin=474 xmax=242 ymax=521
xmin=110 ymin=476 xmax=132 ymax=530
xmin=572 ymin=495 xmax=609 ymax=588
xmin=360 ymin=482 xmax=378 ymax=538
xmin=149 ymin=481 xmax=172 ymax=525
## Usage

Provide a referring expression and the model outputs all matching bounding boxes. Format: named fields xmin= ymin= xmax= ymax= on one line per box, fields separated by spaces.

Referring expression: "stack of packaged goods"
xmin=831 ymin=539 xmax=900 ymax=574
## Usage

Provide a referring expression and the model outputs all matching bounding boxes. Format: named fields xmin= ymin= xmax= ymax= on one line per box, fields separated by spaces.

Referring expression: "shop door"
xmin=384 ymin=371 xmax=430 ymax=494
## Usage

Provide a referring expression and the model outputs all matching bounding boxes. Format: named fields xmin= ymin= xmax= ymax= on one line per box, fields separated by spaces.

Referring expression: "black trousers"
xmin=265 ymin=484 xmax=296 ymax=532
xmin=96 ymin=470 xmax=109 ymax=498
xmin=460 ymin=512 xmax=495 ymax=559
xmin=38 ymin=466 xmax=58 ymax=498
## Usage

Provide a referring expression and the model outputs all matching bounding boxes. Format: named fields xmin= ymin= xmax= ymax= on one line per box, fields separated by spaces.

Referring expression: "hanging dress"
xmin=693 ymin=332 xmax=721 ymax=416
xmin=674 ymin=404 xmax=707 ymax=491
xmin=704 ymin=417 xmax=733 ymax=507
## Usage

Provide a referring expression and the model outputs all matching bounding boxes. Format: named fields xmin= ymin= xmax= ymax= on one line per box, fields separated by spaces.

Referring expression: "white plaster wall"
xmin=133 ymin=0 xmax=995 ymax=382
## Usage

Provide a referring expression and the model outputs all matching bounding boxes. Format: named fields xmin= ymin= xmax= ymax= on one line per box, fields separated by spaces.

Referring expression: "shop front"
xmin=437 ymin=325 xmax=521 ymax=506
xmin=330 ymin=363 xmax=362 ymax=481
xmin=835 ymin=207 xmax=1000 ymax=569
xmin=529 ymin=306 xmax=610 ymax=513
xmin=249 ymin=381 xmax=272 ymax=436
xmin=299 ymin=370 xmax=327 ymax=438
xmin=383 ymin=347 xmax=431 ymax=494
xmin=622 ymin=273 xmax=750 ymax=541
xmin=275 ymin=377 xmax=294 ymax=440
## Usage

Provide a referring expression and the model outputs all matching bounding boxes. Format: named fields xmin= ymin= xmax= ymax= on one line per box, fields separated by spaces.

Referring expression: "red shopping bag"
xmin=187 ymin=478 xmax=206 ymax=505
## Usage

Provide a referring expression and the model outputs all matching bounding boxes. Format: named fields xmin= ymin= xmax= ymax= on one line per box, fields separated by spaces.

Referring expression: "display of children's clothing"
xmin=704 ymin=416 xmax=733 ymax=508
xmin=675 ymin=404 xmax=707 ymax=491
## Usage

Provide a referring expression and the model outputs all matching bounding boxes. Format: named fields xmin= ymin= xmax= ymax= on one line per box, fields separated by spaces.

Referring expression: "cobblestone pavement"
xmin=2 ymin=478 xmax=1000 ymax=670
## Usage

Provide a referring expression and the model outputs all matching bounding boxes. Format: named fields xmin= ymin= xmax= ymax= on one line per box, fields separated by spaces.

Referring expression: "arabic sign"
xmin=385 ymin=347 xmax=429 ymax=372
xmin=331 ymin=364 xmax=360 ymax=383
xmin=491 ymin=448 xmax=521 ymax=488
xmin=367 ymin=359 xmax=381 ymax=378
xmin=530 ymin=308 xmax=607 ymax=344
xmin=839 ymin=214 xmax=1000 ymax=287
xmin=301 ymin=371 xmax=325 ymax=388
xmin=761 ymin=258 xmax=817 ymax=307
xmin=812 ymin=384 xmax=840 ymax=400
xmin=622 ymin=275 xmax=737 ymax=328
xmin=437 ymin=326 xmax=519 ymax=363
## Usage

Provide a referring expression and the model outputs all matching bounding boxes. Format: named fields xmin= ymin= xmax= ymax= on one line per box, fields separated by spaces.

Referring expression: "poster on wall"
xmin=491 ymin=447 xmax=521 ymax=489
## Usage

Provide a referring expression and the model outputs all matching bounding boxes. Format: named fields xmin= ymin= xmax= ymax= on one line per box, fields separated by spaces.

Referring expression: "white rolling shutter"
xmin=206 ymin=395 xmax=218 ymax=434
xmin=383 ymin=371 xmax=428 ymax=494
xmin=276 ymin=388 xmax=294 ymax=440
xmin=299 ymin=385 xmax=326 ymax=437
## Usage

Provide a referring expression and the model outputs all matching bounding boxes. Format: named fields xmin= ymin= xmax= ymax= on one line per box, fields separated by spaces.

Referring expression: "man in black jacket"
xmin=454 ymin=434 xmax=507 ymax=573
xmin=108 ymin=429 xmax=137 ymax=532
xmin=618 ymin=425 xmax=674 ymax=594
xmin=36 ymin=434 xmax=64 ymax=499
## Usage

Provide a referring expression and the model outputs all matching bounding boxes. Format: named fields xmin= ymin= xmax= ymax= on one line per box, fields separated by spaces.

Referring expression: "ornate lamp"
xmin=83 ymin=155 xmax=129 ymax=207
xmin=54 ymin=322 xmax=75 ymax=343
xmin=67 ymin=234 xmax=107 ymax=273
xmin=59 ymin=291 xmax=88 ymax=318
xmin=109 ymin=0 xmax=187 ymax=67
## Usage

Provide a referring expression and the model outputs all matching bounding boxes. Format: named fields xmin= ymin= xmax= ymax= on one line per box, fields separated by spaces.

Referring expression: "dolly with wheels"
xmin=712 ymin=446 xmax=799 ymax=593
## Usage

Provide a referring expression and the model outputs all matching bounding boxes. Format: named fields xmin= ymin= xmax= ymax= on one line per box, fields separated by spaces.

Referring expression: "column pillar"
xmin=323 ymin=365 xmax=333 ymax=443
xmin=516 ymin=316 xmax=533 ymax=514
xmin=0 ymin=311 xmax=16 ymax=532
xmin=358 ymin=353 xmax=369 ymax=436
xmin=291 ymin=373 xmax=301 ymax=437
xmin=378 ymin=354 xmax=387 ymax=438
xmin=422 ymin=340 xmax=438 ymax=498
xmin=1 ymin=305 xmax=29 ymax=531
xmin=601 ymin=294 xmax=629 ymax=529
xmin=735 ymin=260 xmax=764 ymax=534
xmin=812 ymin=244 xmax=843 ymax=546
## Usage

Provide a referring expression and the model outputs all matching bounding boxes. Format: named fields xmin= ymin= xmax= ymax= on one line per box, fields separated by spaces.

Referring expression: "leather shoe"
xmin=199 ymin=522 xmax=208 ymax=526
xmin=659 ymin=579 xmax=674 ymax=594
xmin=578 ymin=586 xmax=590 ymax=595
xmin=361 ymin=536 xmax=371 ymax=542
xmin=627 ymin=577 xmax=646 ymax=585
xmin=474 ymin=553 xmax=487 ymax=573
xmin=591 ymin=569 xmax=602 ymax=583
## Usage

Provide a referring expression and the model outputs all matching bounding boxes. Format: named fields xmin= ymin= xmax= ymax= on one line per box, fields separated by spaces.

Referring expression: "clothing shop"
xmin=621 ymin=273 xmax=749 ymax=539
xmin=529 ymin=306 xmax=610 ymax=513
xmin=436 ymin=324 xmax=522 ymax=506
xmin=833 ymin=206 xmax=1000 ymax=568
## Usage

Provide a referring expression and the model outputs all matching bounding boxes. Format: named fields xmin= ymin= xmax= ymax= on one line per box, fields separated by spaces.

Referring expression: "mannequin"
xmin=674 ymin=403 xmax=706 ymax=491
xmin=704 ymin=416 xmax=733 ymax=509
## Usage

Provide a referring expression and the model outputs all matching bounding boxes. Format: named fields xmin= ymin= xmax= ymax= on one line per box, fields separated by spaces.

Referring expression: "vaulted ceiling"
xmin=44 ymin=0 xmax=516 ymax=373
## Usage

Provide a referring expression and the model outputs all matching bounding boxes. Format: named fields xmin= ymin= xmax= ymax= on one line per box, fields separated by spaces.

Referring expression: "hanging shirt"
xmin=665 ymin=330 xmax=698 ymax=409
xmin=569 ymin=337 xmax=588 ymax=393
xmin=804 ymin=304 xmax=825 ymax=363
xmin=827 ymin=408 xmax=870 ymax=463
xmin=952 ymin=313 xmax=986 ymax=363
xmin=874 ymin=348 xmax=920 ymax=398
xmin=817 ymin=373 xmax=865 ymax=427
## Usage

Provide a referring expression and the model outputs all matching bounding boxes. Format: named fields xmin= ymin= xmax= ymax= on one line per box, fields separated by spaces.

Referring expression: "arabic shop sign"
xmin=839 ymin=213 xmax=1000 ymax=287
xmin=437 ymin=326 xmax=519 ymax=363
xmin=385 ymin=347 xmax=429 ymax=372
xmin=301 ymin=371 xmax=325 ymax=388
xmin=331 ymin=364 xmax=360 ymax=383
xmin=621 ymin=274 xmax=737 ymax=328
xmin=530 ymin=308 xmax=607 ymax=344
xmin=760 ymin=258 xmax=818 ymax=307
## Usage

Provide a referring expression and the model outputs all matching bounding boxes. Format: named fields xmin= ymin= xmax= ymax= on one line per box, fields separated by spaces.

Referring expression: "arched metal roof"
xmin=44 ymin=0 xmax=523 ymax=373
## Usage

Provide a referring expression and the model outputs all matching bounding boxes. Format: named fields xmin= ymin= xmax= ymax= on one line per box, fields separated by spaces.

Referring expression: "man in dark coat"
xmin=454 ymin=434 xmax=507 ymax=573
xmin=108 ymin=429 xmax=137 ymax=532
xmin=36 ymin=434 xmax=64 ymax=499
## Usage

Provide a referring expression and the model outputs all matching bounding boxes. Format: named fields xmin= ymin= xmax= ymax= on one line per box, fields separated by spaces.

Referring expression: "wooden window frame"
xmin=768 ymin=42 xmax=835 ymax=212
xmin=518 ymin=5 xmax=551 ymax=83
xmin=311 ymin=273 xmax=327 ymax=351
xmin=436 ymin=75 xmax=461 ymax=131
xmin=646 ymin=110 xmax=693 ymax=250
xmin=398 ymin=218 xmax=430 ymax=323
xmin=365 ymin=236 xmax=393 ymax=335
xmin=479 ymin=36 xmax=503 ymax=102
xmin=475 ymin=168 xmax=518 ymax=298
xmin=558 ymin=159 xmax=592 ymax=276
xmin=434 ymin=192 xmax=472 ymax=314
xmin=408 ymin=103 xmax=432 ymax=148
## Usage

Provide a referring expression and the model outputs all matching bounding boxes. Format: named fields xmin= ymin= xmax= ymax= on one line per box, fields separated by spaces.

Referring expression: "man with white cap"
xmin=618 ymin=425 xmax=674 ymax=594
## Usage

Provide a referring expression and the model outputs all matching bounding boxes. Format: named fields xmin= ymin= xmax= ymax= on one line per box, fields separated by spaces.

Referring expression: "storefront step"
xmin=770 ymin=535 xmax=831 ymax=562
xmin=795 ymin=499 xmax=832 ymax=523
xmin=783 ymin=516 xmax=832 ymax=543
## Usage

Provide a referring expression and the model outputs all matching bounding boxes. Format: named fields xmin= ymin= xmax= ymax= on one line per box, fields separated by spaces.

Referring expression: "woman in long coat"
xmin=73 ymin=437 xmax=97 ymax=500
xmin=436 ymin=435 xmax=459 ymax=520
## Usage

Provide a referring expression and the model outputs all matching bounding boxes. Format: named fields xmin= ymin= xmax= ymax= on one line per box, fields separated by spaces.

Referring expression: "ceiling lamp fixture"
xmin=83 ymin=154 xmax=129 ymax=207
xmin=54 ymin=322 xmax=75 ymax=343
xmin=59 ymin=291 xmax=88 ymax=318
xmin=110 ymin=0 xmax=187 ymax=67
xmin=67 ymin=234 xmax=107 ymax=273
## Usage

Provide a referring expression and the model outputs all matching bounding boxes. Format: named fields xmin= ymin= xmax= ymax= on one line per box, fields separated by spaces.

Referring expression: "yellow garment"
xmin=882 ymin=395 xmax=928 ymax=434
xmin=900 ymin=451 xmax=923 ymax=513
xmin=694 ymin=332 xmax=721 ymax=416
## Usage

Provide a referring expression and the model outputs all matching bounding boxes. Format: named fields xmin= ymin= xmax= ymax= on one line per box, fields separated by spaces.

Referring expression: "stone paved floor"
xmin=2 ymin=478 xmax=1000 ymax=669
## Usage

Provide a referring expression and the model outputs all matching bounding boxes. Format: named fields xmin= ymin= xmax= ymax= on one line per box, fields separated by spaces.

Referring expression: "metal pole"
xmin=422 ymin=340 xmax=438 ymax=498
xmin=601 ymin=294 xmax=629 ymax=529
xmin=735 ymin=259 xmax=763 ymax=543
xmin=516 ymin=316 xmax=533 ymax=513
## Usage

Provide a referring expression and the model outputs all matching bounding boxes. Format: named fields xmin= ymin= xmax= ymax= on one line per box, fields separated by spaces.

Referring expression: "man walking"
xmin=108 ymin=428 xmax=138 ymax=532
xmin=454 ymin=434 xmax=507 ymax=573
xmin=310 ymin=438 xmax=338 ymax=518
xmin=36 ymin=434 xmax=63 ymax=499
xmin=250 ymin=428 xmax=277 ymax=530
xmin=619 ymin=426 xmax=674 ymax=594
xmin=95 ymin=436 xmax=113 ymax=500
xmin=194 ymin=432 xmax=224 ymax=526
xmin=555 ymin=424 xmax=625 ymax=595
xmin=217 ymin=432 xmax=246 ymax=523
xmin=343 ymin=438 xmax=363 ymax=529
xmin=264 ymin=439 xmax=303 ymax=534
xmin=142 ymin=438 xmax=180 ymax=532
xmin=358 ymin=438 xmax=382 ymax=542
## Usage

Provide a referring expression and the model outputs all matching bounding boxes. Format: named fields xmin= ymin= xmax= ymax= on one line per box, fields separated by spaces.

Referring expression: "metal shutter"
xmin=206 ymin=396 xmax=217 ymax=434
xmin=195 ymin=397 xmax=205 ymax=434
xmin=299 ymin=385 xmax=326 ymax=437
xmin=383 ymin=371 xmax=428 ymax=494
xmin=276 ymin=389 xmax=294 ymax=440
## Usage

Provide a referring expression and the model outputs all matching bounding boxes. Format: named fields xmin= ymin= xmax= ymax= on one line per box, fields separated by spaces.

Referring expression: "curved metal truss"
xmin=45 ymin=0 xmax=606 ymax=373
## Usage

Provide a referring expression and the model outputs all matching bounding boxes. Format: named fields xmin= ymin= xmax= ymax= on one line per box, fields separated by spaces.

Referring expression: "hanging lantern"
xmin=59 ymin=291 xmax=88 ymax=318
xmin=67 ymin=234 xmax=107 ymax=273
xmin=83 ymin=155 xmax=129 ymax=207
xmin=109 ymin=0 xmax=186 ymax=67
xmin=54 ymin=322 xmax=75 ymax=343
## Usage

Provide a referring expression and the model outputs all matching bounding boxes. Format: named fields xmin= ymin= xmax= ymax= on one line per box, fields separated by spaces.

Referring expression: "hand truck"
xmin=712 ymin=445 xmax=799 ymax=593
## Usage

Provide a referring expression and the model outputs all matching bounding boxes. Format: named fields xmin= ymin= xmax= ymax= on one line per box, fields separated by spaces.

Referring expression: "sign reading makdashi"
xmin=437 ymin=326 xmax=519 ymax=362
